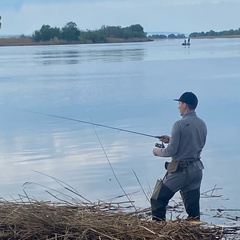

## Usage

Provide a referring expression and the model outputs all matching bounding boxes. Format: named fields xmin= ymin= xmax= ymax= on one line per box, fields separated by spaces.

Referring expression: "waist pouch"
xmin=165 ymin=160 xmax=179 ymax=173
xmin=165 ymin=160 xmax=194 ymax=173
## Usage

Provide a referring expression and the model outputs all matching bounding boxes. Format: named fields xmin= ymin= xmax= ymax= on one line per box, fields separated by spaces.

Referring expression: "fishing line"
xmin=90 ymin=119 xmax=137 ymax=211
xmin=23 ymin=110 xmax=159 ymax=139
xmin=132 ymin=170 xmax=150 ymax=203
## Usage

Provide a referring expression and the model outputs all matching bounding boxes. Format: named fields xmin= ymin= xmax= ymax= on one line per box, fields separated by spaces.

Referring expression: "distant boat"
xmin=182 ymin=38 xmax=190 ymax=46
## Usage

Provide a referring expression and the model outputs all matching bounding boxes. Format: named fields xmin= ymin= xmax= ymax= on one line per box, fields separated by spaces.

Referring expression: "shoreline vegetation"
xmin=0 ymin=22 xmax=153 ymax=47
xmin=1 ymin=22 xmax=240 ymax=47
xmin=0 ymin=200 xmax=225 ymax=239
xmin=0 ymin=178 xmax=239 ymax=239
xmin=1 ymin=34 xmax=240 ymax=47
xmin=1 ymin=181 xmax=237 ymax=240
xmin=1 ymin=184 xmax=240 ymax=239
xmin=0 ymin=36 xmax=152 ymax=47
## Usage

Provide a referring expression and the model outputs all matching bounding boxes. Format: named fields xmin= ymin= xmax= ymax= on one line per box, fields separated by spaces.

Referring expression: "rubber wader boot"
xmin=180 ymin=188 xmax=200 ymax=220
xmin=150 ymin=183 xmax=174 ymax=221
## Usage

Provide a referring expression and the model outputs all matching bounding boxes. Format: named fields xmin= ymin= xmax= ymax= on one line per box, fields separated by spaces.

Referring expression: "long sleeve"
xmin=155 ymin=111 xmax=207 ymax=161
xmin=156 ymin=122 xmax=180 ymax=157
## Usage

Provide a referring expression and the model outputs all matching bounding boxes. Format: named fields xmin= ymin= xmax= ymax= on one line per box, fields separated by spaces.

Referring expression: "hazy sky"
xmin=0 ymin=0 xmax=240 ymax=36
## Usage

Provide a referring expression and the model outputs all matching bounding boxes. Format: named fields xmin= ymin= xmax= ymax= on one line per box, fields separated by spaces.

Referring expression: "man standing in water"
xmin=151 ymin=92 xmax=207 ymax=221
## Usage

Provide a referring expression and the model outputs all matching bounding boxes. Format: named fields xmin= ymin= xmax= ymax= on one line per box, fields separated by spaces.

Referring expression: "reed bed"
xmin=0 ymin=200 xmax=223 ymax=240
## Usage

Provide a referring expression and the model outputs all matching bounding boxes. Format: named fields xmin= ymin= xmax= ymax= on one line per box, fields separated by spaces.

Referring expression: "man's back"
xmin=172 ymin=111 xmax=207 ymax=161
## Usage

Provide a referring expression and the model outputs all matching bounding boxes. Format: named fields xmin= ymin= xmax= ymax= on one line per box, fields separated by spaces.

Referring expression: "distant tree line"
xmin=189 ymin=28 xmax=240 ymax=37
xmin=148 ymin=33 xmax=186 ymax=39
xmin=148 ymin=28 xmax=240 ymax=39
xmin=32 ymin=22 xmax=147 ymax=43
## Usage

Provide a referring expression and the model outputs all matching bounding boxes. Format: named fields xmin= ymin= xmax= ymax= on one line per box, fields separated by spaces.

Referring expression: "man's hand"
xmin=153 ymin=148 xmax=159 ymax=156
xmin=156 ymin=135 xmax=170 ymax=143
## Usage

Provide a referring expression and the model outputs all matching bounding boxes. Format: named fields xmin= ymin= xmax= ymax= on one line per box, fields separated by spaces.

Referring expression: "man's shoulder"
xmin=173 ymin=118 xmax=185 ymax=128
xmin=194 ymin=114 xmax=207 ymax=126
xmin=174 ymin=114 xmax=206 ymax=127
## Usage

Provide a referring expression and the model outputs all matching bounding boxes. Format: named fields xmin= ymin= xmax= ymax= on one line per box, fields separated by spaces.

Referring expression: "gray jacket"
xmin=156 ymin=111 xmax=207 ymax=162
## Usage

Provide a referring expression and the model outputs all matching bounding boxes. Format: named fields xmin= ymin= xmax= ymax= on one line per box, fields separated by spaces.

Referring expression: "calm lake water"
xmin=0 ymin=38 xmax=240 ymax=225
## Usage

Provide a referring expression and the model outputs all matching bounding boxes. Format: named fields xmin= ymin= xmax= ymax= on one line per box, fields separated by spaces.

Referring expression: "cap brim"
xmin=173 ymin=99 xmax=180 ymax=101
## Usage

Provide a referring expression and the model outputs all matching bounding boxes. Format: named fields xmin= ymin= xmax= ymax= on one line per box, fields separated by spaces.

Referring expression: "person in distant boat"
xmin=150 ymin=92 xmax=207 ymax=221
xmin=182 ymin=38 xmax=190 ymax=46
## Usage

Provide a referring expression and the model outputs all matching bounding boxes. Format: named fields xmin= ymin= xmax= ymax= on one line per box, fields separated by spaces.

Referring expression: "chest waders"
xmin=150 ymin=161 xmax=202 ymax=221
xmin=150 ymin=170 xmax=174 ymax=221
xmin=180 ymin=161 xmax=201 ymax=220
xmin=150 ymin=160 xmax=181 ymax=221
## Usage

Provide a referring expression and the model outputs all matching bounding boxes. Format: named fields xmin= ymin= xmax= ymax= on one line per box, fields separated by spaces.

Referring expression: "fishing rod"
xmin=24 ymin=110 xmax=160 ymax=139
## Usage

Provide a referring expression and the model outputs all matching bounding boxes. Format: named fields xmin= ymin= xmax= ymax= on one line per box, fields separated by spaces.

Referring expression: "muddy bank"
xmin=0 ymin=36 xmax=152 ymax=47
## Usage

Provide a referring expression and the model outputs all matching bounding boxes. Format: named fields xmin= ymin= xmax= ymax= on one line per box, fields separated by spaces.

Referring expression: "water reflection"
xmin=34 ymin=44 xmax=146 ymax=65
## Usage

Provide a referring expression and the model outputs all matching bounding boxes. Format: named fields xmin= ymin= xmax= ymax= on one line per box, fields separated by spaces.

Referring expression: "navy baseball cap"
xmin=174 ymin=92 xmax=198 ymax=108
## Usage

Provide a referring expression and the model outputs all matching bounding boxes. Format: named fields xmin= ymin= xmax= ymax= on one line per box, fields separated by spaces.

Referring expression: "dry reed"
xmin=0 ymin=199 xmax=223 ymax=240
